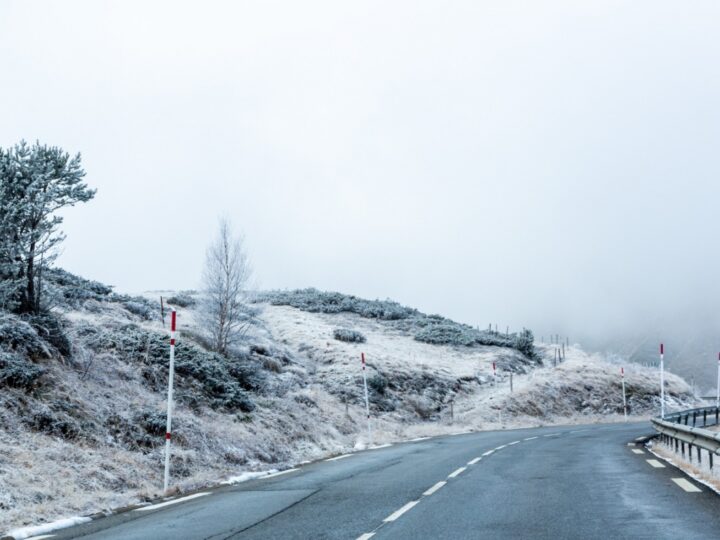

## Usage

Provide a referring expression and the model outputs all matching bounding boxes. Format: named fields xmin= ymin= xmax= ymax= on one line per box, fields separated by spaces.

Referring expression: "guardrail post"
xmin=697 ymin=446 xmax=701 ymax=463
xmin=710 ymin=453 xmax=714 ymax=470
xmin=693 ymin=412 xmax=697 ymax=426
xmin=704 ymin=410 xmax=707 ymax=426
xmin=716 ymin=408 xmax=719 ymax=425
xmin=689 ymin=443 xmax=693 ymax=462
xmin=681 ymin=441 xmax=685 ymax=457
xmin=675 ymin=438 xmax=679 ymax=452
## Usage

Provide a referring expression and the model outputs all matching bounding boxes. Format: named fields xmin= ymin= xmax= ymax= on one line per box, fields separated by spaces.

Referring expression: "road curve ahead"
xmin=47 ymin=422 xmax=720 ymax=540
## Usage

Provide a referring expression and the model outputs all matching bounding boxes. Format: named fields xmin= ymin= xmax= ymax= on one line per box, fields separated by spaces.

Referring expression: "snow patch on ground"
xmin=7 ymin=516 xmax=92 ymax=539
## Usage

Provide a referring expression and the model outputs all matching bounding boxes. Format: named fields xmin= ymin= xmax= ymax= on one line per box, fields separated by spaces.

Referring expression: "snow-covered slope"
xmin=0 ymin=275 xmax=698 ymax=534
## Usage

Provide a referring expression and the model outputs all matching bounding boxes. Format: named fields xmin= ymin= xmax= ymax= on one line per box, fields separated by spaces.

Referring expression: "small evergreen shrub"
xmin=333 ymin=328 xmax=366 ymax=343
xmin=0 ymin=351 xmax=45 ymax=390
xmin=166 ymin=293 xmax=196 ymax=308
xmin=0 ymin=314 xmax=52 ymax=359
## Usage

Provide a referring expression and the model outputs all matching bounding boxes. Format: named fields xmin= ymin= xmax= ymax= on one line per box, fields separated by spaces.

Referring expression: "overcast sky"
xmin=1 ymin=1 xmax=719 ymax=344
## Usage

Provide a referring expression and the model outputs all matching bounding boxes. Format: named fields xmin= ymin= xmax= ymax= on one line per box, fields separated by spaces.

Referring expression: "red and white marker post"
xmin=716 ymin=353 xmax=720 ymax=410
xmin=361 ymin=353 xmax=372 ymax=446
xmin=621 ymin=367 xmax=627 ymax=422
xmin=659 ymin=343 xmax=665 ymax=419
xmin=163 ymin=309 xmax=177 ymax=493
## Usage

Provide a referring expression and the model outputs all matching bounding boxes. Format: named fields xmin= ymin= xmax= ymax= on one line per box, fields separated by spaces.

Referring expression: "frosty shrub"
xmin=43 ymin=268 xmax=113 ymax=309
xmin=25 ymin=313 xmax=72 ymax=357
xmin=28 ymin=407 xmax=81 ymax=440
xmin=166 ymin=293 xmax=196 ymax=308
xmin=367 ymin=373 xmax=388 ymax=395
xmin=121 ymin=299 xmax=156 ymax=320
xmin=0 ymin=351 xmax=45 ymax=391
xmin=0 ymin=313 xmax=52 ymax=359
xmin=414 ymin=324 xmax=477 ymax=346
xmin=78 ymin=324 xmax=259 ymax=412
xmin=333 ymin=328 xmax=366 ymax=343
xmin=257 ymin=289 xmax=418 ymax=320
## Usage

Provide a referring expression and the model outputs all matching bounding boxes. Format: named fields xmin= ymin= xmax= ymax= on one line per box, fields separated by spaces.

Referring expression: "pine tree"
xmin=0 ymin=141 xmax=95 ymax=314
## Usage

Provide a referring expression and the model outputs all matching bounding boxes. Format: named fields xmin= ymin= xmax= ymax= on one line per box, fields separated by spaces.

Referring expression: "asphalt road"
xmin=44 ymin=422 xmax=720 ymax=540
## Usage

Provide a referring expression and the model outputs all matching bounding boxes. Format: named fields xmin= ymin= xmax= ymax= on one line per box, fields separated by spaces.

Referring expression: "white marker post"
xmin=659 ymin=343 xmax=665 ymax=419
xmin=361 ymin=353 xmax=372 ymax=446
xmin=716 ymin=352 xmax=720 ymax=410
xmin=621 ymin=367 xmax=627 ymax=422
xmin=163 ymin=309 xmax=177 ymax=493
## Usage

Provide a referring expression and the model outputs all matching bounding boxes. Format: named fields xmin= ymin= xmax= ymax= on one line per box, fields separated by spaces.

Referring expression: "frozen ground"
xmin=0 ymin=285 xmax=699 ymax=534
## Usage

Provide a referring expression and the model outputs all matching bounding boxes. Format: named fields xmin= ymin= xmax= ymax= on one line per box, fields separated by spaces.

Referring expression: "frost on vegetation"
xmin=74 ymin=323 xmax=260 ymax=413
xmin=166 ymin=292 xmax=197 ymax=308
xmin=259 ymin=289 xmax=536 ymax=357
xmin=0 ymin=351 xmax=45 ymax=391
xmin=333 ymin=328 xmax=366 ymax=343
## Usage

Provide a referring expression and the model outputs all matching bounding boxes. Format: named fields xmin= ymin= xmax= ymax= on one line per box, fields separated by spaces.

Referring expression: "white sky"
xmin=1 ymin=0 xmax=719 ymax=344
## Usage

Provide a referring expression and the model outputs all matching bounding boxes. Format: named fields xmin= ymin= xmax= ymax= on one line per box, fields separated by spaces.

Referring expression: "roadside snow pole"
xmin=492 ymin=362 xmax=497 ymax=386
xmin=163 ymin=309 xmax=177 ymax=493
xmin=621 ymin=367 xmax=627 ymax=422
xmin=361 ymin=353 xmax=372 ymax=446
xmin=716 ymin=352 xmax=720 ymax=409
xmin=660 ymin=343 xmax=665 ymax=419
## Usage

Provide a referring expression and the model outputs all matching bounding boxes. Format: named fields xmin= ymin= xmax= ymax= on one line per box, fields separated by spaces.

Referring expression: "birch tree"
xmin=200 ymin=219 xmax=254 ymax=355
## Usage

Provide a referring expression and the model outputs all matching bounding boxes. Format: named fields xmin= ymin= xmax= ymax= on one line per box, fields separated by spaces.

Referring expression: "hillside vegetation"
xmin=0 ymin=271 xmax=698 ymax=534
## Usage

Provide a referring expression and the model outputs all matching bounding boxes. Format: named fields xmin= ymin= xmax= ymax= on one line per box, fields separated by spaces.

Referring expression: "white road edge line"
xmin=26 ymin=536 xmax=55 ymax=540
xmin=495 ymin=445 xmax=507 ymax=450
xmin=370 ymin=444 xmax=393 ymax=450
xmin=482 ymin=450 xmax=494 ymax=456
xmin=508 ymin=441 xmax=519 ymax=445
xmin=134 ymin=492 xmax=210 ymax=512
xmin=423 ymin=481 xmax=447 ymax=496
xmin=409 ymin=437 xmax=430 ymax=442
xmin=646 ymin=459 xmax=665 ymax=468
xmin=265 ymin=468 xmax=299 ymax=478
xmin=672 ymin=478 xmax=702 ymax=492
xmin=384 ymin=501 xmax=419 ymax=522
xmin=631 ymin=449 xmax=644 ymax=455
xmin=448 ymin=467 xmax=466 ymax=478
xmin=326 ymin=454 xmax=351 ymax=462
xmin=356 ymin=533 xmax=375 ymax=540
xmin=468 ymin=457 xmax=482 ymax=465
xmin=524 ymin=436 xmax=538 ymax=441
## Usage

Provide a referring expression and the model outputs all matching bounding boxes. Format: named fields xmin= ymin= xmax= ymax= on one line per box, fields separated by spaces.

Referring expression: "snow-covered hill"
xmin=0 ymin=273 xmax=698 ymax=533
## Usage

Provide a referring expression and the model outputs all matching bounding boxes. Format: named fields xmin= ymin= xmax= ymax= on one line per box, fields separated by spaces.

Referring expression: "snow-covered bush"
xmin=25 ymin=313 xmax=72 ymax=357
xmin=166 ymin=293 xmax=196 ymax=308
xmin=44 ymin=267 xmax=113 ymax=308
xmin=76 ymin=323 xmax=259 ymax=412
xmin=333 ymin=328 xmax=366 ymax=343
xmin=257 ymin=289 xmax=418 ymax=320
xmin=414 ymin=324 xmax=477 ymax=346
xmin=0 ymin=313 xmax=52 ymax=359
xmin=0 ymin=351 xmax=45 ymax=390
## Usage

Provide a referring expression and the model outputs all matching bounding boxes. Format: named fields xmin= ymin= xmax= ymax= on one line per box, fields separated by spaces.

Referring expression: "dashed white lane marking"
xmin=672 ymin=478 xmax=702 ymax=492
xmin=326 ymin=454 xmax=351 ymax=462
xmin=468 ymin=457 xmax=482 ymax=465
xmin=495 ymin=445 xmax=507 ymax=450
xmin=482 ymin=450 xmax=494 ymax=456
xmin=631 ymin=449 xmax=644 ymax=455
xmin=647 ymin=459 xmax=666 ymax=468
xmin=356 ymin=533 xmax=375 ymax=540
xmin=543 ymin=434 xmax=557 ymax=438
xmin=134 ymin=492 xmax=210 ymax=512
xmin=508 ymin=441 xmax=519 ymax=445
xmin=384 ymin=501 xmax=419 ymax=522
xmin=423 ymin=481 xmax=447 ymax=496
xmin=448 ymin=467 xmax=467 ymax=478
xmin=524 ymin=436 xmax=538 ymax=441
xmin=265 ymin=468 xmax=299 ymax=478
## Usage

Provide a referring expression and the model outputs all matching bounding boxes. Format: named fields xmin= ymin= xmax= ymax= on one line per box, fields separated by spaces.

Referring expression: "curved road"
xmin=44 ymin=422 xmax=720 ymax=539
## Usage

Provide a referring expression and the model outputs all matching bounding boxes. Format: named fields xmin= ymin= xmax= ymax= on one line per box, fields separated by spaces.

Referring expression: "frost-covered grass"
xmin=0 ymin=273 xmax=701 ymax=534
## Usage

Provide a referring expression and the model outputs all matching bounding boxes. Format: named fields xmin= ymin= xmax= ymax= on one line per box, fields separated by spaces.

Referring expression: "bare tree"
xmin=200 ymin=219 xmax=254 ymax=355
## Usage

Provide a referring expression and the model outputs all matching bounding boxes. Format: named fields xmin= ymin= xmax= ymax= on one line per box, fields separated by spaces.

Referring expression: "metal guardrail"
xmin=651 ymin=406 xmax=720 ymax=466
